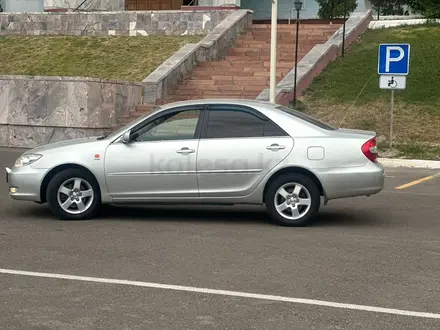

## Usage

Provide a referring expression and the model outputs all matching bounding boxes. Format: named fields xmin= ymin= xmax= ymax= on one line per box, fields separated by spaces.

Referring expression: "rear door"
xmin=196 ymin=104 xmax=294 ymax=197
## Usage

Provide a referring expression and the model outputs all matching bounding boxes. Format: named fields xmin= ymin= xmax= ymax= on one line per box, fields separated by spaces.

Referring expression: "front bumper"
xmin=5 ymin=166 xmax=47 ymax=202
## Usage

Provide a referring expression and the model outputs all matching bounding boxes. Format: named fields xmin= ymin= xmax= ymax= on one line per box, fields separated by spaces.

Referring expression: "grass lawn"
xmin=0 ymin=35 xmax=202 ymax=82
xmin=298 ymin=23 xmax=440 ymax=160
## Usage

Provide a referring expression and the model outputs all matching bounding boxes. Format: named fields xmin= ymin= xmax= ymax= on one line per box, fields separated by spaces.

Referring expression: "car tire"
xmin=265 ymin=173 xmax=320 ymax=227
xmin=46 ymin=168 xmax=101 ymax=221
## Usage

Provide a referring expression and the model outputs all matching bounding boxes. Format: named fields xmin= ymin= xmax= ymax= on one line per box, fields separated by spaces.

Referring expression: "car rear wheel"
xmin=46 ymin=168 xmax=101 ymax=220
xmin=265 ymin=173 xmax=320 ymax=226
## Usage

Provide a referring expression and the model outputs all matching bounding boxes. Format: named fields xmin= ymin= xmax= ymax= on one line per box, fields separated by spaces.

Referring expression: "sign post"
xmin=378 ymin=43 xmax=410 ymax=148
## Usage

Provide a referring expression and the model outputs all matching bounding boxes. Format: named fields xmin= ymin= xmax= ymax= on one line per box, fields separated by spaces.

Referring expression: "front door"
xmin=197 ymin=105 xmax=294 ymax=197
xmin=104 ymin=107 xmax=204 ymax=200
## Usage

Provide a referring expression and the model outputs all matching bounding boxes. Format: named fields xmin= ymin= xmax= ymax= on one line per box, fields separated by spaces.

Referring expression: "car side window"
xmin=205 ymin=109 xmax=286 ymax=138
xmin=133 ymin=110 xmax=201 ymax=142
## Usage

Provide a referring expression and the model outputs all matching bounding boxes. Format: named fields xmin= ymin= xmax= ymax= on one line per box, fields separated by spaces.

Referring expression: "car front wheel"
xmin=46 ymin=168 xmax=101 ymax=220
xmin=265 ymin=173 xmax=320 ymax=226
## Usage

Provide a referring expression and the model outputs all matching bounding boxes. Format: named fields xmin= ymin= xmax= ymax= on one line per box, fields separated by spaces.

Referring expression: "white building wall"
xmin=44 ymin=0 xmax=124 ymax=11
xmin=3 ymin=0 xmax=45 ymax=12
xmin=204 ymin=0 xmax=371 ymax=20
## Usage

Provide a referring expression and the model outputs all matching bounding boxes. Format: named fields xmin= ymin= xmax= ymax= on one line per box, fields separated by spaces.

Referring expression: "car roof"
xmin=160 ymin=99 xmax=274 ymax=107
xmin=158 ymin=99 xmax=280 ymax=116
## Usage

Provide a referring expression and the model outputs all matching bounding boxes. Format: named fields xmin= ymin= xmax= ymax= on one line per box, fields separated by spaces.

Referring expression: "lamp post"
xmin=292 ymin=0 xmax=302 ymax=108
xmin=341 ymin=0 xmax=348 ymax=57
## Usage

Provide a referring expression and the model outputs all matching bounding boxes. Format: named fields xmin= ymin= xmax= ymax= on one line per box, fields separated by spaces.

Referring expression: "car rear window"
xmin=277 ymin=106 xmax=337 ymax=131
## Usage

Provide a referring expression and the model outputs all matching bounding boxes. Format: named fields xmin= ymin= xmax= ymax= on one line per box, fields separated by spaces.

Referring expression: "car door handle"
xmin=176 ymin=147 xmax=195 ymax=154
xmin=266 ymin=144 xmax=285 ymax=151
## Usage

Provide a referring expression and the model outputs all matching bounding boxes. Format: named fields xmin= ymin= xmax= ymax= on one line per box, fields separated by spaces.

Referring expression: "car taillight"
xmin=361 ymin=137 xmax=378 ymax=163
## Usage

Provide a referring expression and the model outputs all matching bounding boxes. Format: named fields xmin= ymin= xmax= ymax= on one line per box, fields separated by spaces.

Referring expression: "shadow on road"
xmin=6 ymin=203 xmax=384 ymax=228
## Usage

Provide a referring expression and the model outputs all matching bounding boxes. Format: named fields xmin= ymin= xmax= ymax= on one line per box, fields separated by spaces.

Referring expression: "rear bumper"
xmin=317 ymin=161 xmax=385 ymax=200
xmin=5 ymin=166 xmax=47 ymax=202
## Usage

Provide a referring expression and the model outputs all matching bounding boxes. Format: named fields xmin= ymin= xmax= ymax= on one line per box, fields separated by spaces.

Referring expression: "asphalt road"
xmin=1 ymin=148 xmax=440 ymax=329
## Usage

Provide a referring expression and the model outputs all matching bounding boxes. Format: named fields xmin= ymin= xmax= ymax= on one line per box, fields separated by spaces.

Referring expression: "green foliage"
xmin=369 ymin=0 xmax=411 ymax=15
xmin=316 ymin=0 xmax=358 ymax=20
xmin=408 ymin=0 xmax=440 ymax=18
xmin=370 ymin=0 xmax=440 ymax=18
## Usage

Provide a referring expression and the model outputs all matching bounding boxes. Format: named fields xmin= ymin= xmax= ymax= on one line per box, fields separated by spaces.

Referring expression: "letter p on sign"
xmin=385 ymin=46 xmax=404 ymax=72
xmin=378 ymin=44 xmax=410 ymax=76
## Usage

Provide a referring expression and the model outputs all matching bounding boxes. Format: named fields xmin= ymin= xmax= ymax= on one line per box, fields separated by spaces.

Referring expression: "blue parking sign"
xmin=378 ymin=44 xmax=410 ymax=75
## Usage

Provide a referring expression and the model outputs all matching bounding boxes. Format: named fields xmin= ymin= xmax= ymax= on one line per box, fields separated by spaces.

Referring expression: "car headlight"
xmin=14 ymin=154 xmax=43 ymax=168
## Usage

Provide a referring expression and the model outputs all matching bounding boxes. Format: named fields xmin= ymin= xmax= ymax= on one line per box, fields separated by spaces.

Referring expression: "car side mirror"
xmin=122 ymin=130 xmax=131 ymax=144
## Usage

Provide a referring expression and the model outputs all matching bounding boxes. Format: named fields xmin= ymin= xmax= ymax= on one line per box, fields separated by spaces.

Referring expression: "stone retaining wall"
xmin=142 ymin=9 xmax=252 ymax=104
xmin=256 ymin=10 xmax=374 ymax=105
xmin=0 ymin=75 xmax=142 ymax=147
xmin=0 ymin=10 xmax=233 ymax=36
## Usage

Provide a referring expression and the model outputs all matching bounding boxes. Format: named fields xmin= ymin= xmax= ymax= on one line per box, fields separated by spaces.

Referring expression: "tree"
xmin=408 ymin=0 xmax=440 ymax=18
xmin=316 ymin=0 xmax=358 ymax=20
xmin=370 ymin=0 xmax=411 ymax=16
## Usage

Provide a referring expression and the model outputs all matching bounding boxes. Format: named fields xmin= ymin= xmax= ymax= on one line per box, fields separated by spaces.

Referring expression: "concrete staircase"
xmin=116 ymin=23 xmax=340 ymax=128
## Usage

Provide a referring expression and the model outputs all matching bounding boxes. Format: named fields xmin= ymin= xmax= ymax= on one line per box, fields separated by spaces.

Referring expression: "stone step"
xmin=151 ymin=24 xmax=340 ymax=105
xmin=238 ymin=37 xmax=324 ymax=44
xmin=134 ymin=104 xmax=156 ymax=112
xmin=192 ymin=69 xmax=256 ymax=76
xmin=165 ymin=90 xmax=260 ymax=99
xmin=257 ymin=50 xmax=312 ymax=57
xmin=183 ymin=77 xmax=271 ymax=85
xmin=191 ymin=71 xmax=253 ymax=78
xmin=248 ymin=29 xmax=333 ymax=35
xmin=246 ymin=31 xmax=330 ymax=37
xmin=186 ymin=72 xmax=284 ymax=80
xmin=229 ymin=46 xmax=312 ymax=52
xmin=251 ymin=24 xmax=341 ymax=29
xmin=223 ymin=55 xmax=306 ymax=61
xmin=248 ymin=30 xmax=337 ymax=35
xmin=196 ymin=63 xmax=265 ymax=69
xmin=176 ymin=82 xmax=268 ymax=92
xmin=228 ymin=49 xmax=310 ymax=57
xmin=187 ymin=72 xmax=286 ymax=81
xmin=128 ymin=111 xmax=148 ymax=117
xmin=240 ymin=34 xmax=331 ymax=40
xmin=217 ymin=58 xmax=269 ymax=64
xmin=192 ymin=66 xmax=290 ymax=75
xmin=226 ymin=49 xmax=310 ymax=56
xmin=233 ymin=41 xmax=318 ymax=49
xmin=203 ymin=92 xmax=260 ymax=98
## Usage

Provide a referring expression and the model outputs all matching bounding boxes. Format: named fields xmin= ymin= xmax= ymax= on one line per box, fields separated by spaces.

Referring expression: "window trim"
xmin=201 ymin=104 xmax=288 ymax=139
xmin=276 ymin=105 xmax=337 ymax=131
xmin=114 ymin=105 xmax=207 ymax=144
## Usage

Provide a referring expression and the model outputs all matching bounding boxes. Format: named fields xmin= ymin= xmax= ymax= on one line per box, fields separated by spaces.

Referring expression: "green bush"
xmin=316 ymin=0 xmax=358 ymax=20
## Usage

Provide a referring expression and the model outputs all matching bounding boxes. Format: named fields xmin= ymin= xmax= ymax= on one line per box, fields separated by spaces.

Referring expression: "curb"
xmin=379 ymin=158 xmax=440 ymax=169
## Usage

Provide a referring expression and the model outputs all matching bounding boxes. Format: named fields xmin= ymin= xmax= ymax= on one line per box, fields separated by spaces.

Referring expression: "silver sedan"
xmin=5 ymin=99 xmax=385 ymax=226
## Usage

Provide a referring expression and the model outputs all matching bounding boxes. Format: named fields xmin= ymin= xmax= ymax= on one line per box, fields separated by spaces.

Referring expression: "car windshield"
xmin=276 ymin=105 xmax=337 ymax=131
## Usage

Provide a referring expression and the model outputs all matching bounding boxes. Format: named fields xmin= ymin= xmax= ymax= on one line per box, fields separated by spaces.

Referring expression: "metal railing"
xmin=73 ymin=0 xmax=93 ymax=12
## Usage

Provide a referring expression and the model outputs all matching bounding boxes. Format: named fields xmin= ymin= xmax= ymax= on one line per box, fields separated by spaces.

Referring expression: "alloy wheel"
xmin=274 ymin=182 xmax=312 ymax=220
xmin=57 ymin=177 xmax=94 ymax=215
